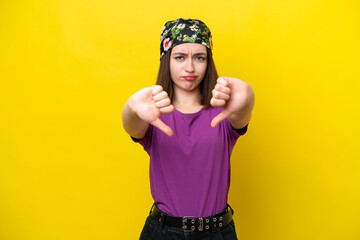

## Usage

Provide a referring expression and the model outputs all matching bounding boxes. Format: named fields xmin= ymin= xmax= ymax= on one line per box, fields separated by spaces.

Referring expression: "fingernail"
xmin=219 ymin=78 xmax=226 ymax=84
xmin=152 ymin=85 xmax=160 ymax=94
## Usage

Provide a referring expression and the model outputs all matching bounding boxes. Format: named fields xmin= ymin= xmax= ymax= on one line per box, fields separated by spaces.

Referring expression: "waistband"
xmin=149 ymin=203 xmax=234 ymax=232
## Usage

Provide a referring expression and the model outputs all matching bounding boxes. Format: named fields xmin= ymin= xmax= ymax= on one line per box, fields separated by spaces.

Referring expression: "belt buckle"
xmin=182 ymin=216 xmax=196 ymax=232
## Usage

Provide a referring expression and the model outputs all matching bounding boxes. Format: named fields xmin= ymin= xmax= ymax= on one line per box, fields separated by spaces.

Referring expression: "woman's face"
xmin=169 ymin=43 xmax=207 ymax=93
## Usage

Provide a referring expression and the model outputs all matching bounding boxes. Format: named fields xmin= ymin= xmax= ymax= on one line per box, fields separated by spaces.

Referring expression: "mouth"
xmin=182 ymin=76 xmax=197 ymax=81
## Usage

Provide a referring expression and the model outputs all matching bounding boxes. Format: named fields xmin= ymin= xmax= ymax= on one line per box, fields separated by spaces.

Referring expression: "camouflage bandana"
xmin=160 ymin=18 xmax=213 ymax=60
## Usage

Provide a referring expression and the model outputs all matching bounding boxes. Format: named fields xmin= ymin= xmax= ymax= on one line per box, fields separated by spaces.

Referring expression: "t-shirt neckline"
xmin=173 ymin=107 xmax=207 ymax=117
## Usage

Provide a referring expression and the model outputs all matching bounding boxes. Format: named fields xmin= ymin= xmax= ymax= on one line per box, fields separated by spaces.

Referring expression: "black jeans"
xmin=139 ymin=215 xmax=238 ymax=240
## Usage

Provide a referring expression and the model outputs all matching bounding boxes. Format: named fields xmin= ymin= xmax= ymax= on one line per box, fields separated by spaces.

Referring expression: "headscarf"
xmin=160 ymin=18 xmax=213 ymax=60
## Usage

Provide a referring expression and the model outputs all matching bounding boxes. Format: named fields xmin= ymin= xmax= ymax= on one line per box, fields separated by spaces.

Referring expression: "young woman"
xmin=122 ymin=18 xmax=255 ymax=240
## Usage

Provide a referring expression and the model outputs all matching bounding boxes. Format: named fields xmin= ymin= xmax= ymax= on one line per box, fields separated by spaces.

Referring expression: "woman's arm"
xmin=227 ymin=81 xmax=254 ymax=129
xmin=210 ymin=77 xmax=255 ymax=129
xmin=121 ymin=85 xmax=174 ymax=139
xmin=121 ymin=98 xmax=150 ymax=139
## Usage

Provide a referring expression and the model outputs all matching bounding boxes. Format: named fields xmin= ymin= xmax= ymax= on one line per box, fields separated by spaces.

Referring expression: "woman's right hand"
xmin=129 ymin=85 xmax=174 ymax=137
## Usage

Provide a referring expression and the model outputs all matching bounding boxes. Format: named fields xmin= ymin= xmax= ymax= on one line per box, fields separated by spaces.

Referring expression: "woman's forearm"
xmin=228 ymin=83 xmax=255 ymax=129
xmin=121 ymin=98 xmax=149 ymax=139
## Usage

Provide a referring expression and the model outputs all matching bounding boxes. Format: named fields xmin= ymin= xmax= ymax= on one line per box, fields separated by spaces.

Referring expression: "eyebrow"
xmin=173 ymin=52 xmax=207 ymax=56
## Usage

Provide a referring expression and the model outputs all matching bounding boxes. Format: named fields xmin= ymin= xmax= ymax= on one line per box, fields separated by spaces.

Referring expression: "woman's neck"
xmin=172 ymin=87 xmax=204 ymax=113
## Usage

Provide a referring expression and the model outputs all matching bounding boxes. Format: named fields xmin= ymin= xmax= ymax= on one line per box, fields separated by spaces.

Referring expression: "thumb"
xmin=151 ymin=118 xmax=174 ymax=137
xmin=211 ymin=109 xmax=232 ymax=128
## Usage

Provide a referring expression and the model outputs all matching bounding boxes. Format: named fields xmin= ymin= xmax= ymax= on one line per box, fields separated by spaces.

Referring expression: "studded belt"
xmin=149 ymin=203 xmax=234 ymax=232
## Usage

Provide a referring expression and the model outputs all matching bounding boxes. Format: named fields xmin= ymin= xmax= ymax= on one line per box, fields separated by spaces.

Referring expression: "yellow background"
xmin=1 ymin=0 xmax=359 ymax=239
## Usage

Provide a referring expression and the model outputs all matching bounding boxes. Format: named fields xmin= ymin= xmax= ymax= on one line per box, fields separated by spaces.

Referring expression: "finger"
xmin=212 ymin=89 xmax=230 ymax=101
xmin=211 ymin=109 xmax=232 ymax=128
xmin=153 ymin=90 xmax=169 ymax=102
xmin=154 ymin=98 xmax=171 ymax=108
xmin=217 ymin=77 xmax=229 ymax=86
xmin=215 ymin=83 xmax=231 ymax=95
xmin=210 ymin=98 xmax=226 ymax=107
xmin=159 ymin=105 xmax=174 ymax=114
xmin=151 ymin=85 xmax=163 ymax=95
xmin=151 ymin=118 xmax=174 ymax=137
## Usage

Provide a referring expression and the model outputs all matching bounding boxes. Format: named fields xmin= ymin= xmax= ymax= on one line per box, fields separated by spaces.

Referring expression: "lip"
xmin=183 ymin=76 xmax=197 ymax=81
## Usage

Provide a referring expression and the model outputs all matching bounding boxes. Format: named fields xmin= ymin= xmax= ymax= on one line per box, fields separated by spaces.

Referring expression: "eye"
xmin=175 ymin=56 xmax=184 ymax=60
xmin=196 ymin=56 xmax=206 ymax=61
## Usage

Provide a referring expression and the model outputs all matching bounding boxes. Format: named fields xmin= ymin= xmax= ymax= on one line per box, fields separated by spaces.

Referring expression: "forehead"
xmin=172 ymin=43 xmax=207 ymax=53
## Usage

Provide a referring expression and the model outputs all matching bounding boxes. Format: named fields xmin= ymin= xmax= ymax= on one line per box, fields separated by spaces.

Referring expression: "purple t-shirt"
xmin=132 ymin=107 xmax=247 ymax=217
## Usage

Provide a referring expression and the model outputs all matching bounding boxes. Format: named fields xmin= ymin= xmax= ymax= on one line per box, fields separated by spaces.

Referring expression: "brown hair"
xmin=156 ymin=47 xmax=218 ymax=107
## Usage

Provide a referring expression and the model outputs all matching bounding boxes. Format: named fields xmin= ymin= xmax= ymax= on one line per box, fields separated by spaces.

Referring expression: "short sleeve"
xmin=231 ymin=124 xmax=248 ymax=136
xmin=130 ymin=124 xmax=153 ymax=151
xmin=223 ymin=118 xmax=249 ymax=146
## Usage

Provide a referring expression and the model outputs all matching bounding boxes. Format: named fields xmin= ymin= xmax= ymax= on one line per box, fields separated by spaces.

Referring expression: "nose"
xmin=185 ymin=58 xmax=195 ymax=72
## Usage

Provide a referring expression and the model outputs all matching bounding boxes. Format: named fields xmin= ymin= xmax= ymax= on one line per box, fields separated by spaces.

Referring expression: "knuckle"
xmin=164 ymin=98 xmax=170 ymax=105
xmin=158 ymin=92 xmax=165 ymax=99
xmin=161 ymin=91 xmax=168 ymax=98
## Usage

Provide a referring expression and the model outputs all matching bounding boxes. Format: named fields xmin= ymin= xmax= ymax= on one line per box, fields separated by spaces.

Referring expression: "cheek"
xmin=170 ymin=63 xmax=184 ymax=77
xmin=200 ymin=63 xmax=207 ymax=75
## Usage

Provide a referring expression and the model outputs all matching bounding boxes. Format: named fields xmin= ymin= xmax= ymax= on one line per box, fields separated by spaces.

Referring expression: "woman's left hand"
xmin=210 ymin=77 xmax=255 ymax=128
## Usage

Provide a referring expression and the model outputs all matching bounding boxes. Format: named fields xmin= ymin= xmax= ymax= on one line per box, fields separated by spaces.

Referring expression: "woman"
xmin=122 ymin=18 xmax=255 ymax=240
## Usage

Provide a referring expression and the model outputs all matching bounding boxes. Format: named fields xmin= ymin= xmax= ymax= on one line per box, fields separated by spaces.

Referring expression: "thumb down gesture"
xmin=126 ymin=85 xmax=174 ymax=137
xmin=210 ymin=77 xmax=255 ymax=129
